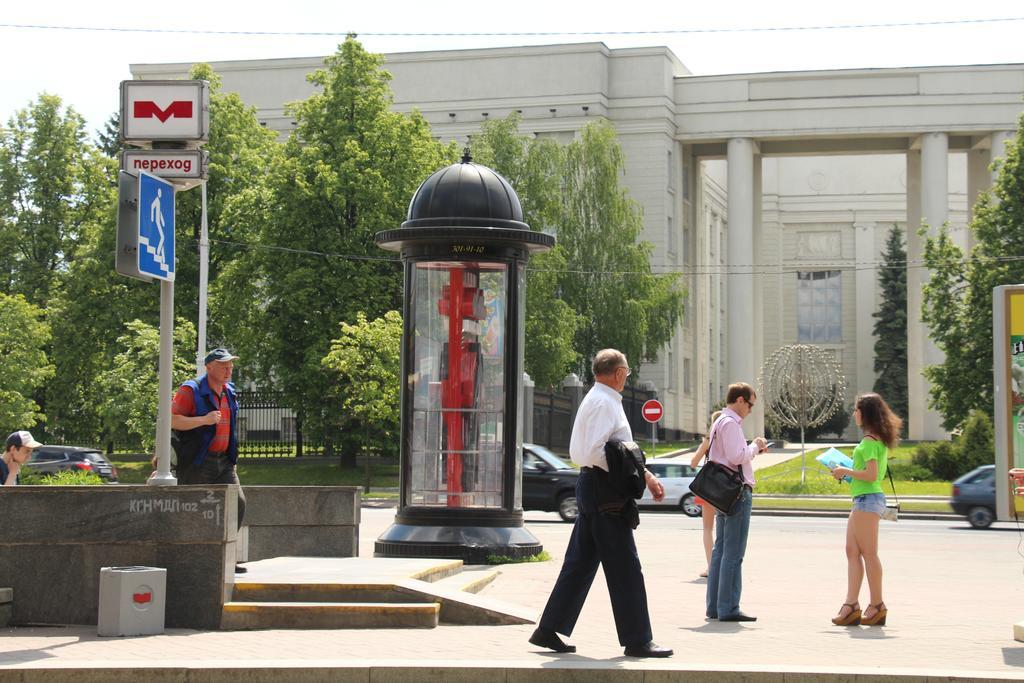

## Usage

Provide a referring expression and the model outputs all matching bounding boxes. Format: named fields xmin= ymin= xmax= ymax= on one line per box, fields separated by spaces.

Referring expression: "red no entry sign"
xmin=642 ymin=399 xmax=664 ymax=423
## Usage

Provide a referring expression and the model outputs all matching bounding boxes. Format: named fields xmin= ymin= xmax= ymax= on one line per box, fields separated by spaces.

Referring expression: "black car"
xmin=522 ymin=443 xmax=579 ymax=522
xmin=950 ymin=464 xmax=995 ymax=528
xmin=25 ymin=446 xmax=119 ymax=483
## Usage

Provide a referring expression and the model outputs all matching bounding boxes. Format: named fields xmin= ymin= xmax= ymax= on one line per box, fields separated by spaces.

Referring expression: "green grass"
xmin=486 ymin=550 xmax=552 ymax=565
xmin=754 ymin=445 xmax=952 ymax=496
xmin=112 ymin=457 xmax=400 ymax=488
xmin=647 ymin=440 xmax=699 ymax=458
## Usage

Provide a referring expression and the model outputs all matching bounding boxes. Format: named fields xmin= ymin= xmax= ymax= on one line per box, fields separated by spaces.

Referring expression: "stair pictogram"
xmin=138 ymin=235 xmax=170 ymax=275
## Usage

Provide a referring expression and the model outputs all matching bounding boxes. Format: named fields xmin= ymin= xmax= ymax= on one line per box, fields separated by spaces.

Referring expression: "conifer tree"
xmin=872 ymin=225 xmax=908 ymax=422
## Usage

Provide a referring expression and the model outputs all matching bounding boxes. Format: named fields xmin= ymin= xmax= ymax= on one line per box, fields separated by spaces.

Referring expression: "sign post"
xmin=117 ymin=80 xmax=209 ymax=486
xmin=642 ymin=398 xmax=664 ymax=458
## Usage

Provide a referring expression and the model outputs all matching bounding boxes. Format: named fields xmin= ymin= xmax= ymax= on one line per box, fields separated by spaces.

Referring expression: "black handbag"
xmin=689 ymin=419 xmax=746 ymax=515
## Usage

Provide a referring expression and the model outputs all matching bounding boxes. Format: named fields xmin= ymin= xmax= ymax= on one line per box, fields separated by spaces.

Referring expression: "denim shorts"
xmin=852 ymin=492 xmax=887 ymax=515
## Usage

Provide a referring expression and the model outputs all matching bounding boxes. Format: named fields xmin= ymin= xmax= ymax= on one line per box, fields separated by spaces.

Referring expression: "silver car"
xmin=640 ymin=460 xmax=701 ymax=516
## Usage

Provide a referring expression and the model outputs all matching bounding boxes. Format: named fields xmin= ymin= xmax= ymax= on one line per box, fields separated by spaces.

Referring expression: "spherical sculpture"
xmin=760 ymin=344 xmax=848 ymax=484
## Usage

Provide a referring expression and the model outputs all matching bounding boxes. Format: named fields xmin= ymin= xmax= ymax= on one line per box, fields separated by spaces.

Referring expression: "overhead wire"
xmin=1 ymin=16 xmax=1023 ymax=38
xmin=203 ymin=237 xmax=1008 ymax=276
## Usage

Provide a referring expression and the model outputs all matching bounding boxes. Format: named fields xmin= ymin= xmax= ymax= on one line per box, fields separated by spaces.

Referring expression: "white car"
xmin=640 ymin=460 xmax=701 ymax=516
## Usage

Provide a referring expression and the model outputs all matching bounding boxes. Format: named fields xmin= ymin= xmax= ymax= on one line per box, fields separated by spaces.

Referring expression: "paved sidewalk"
xmin=1 ymin=507 xmax=1023 ymax=682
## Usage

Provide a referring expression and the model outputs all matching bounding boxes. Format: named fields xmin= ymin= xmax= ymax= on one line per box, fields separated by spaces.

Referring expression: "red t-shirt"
xmin=172 ymin=385 xmax=231 ymax=453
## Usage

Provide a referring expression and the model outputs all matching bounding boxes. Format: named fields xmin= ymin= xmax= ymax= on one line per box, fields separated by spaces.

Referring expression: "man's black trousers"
xmin=537 ymin=468 xmax=653 ymax=647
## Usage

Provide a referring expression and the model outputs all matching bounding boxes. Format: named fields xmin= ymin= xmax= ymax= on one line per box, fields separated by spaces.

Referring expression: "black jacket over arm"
xmin=595 ymin=441 xmax=647 ymax=528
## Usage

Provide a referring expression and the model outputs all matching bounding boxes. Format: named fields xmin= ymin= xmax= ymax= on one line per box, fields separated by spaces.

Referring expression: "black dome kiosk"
xmin=373 ymin=152 xmax=555 ymax=562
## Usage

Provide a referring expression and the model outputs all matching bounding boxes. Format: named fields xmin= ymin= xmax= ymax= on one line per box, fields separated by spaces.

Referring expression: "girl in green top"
xmin=829 ymin=392 xmax=902 ymax=627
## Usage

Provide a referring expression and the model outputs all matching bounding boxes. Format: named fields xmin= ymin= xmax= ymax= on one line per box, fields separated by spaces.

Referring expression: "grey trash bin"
xmin=97 ymin=566 xmax=166 ymax=636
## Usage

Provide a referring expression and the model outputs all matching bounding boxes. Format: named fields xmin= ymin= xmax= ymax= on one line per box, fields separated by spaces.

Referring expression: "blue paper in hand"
xmin=815 ymin=447 xmax=853 ymax=483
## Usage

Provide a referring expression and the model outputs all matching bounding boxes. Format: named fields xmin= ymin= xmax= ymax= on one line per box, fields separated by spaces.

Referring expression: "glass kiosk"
xmin=374 ymin=153 xmax=554 ymax=562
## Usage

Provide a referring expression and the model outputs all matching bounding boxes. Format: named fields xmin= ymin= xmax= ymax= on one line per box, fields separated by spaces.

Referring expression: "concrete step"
xmin=393 ymin=578 xmax=534 ymax=626
xmin=426 ymin=566 xmax=499 ymax=594
xmin=232 ymin=581 xmax=408 ymax=603
xmin=221 ymin=601 xmax=439 ymax=630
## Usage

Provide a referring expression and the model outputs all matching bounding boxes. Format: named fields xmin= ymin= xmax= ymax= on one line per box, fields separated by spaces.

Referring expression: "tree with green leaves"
xmin=0 ymin=94 xmax=112 ymax=308
xmin=94 ymin=318 xmax=197 ymax=452
xmin=46 ymin=64 xmax=281 ymax=443
xmin=872 ymin=225 xmax=908 ymax=422
xmin=473 ymin=116 xmax=684 ymax=383
xmin=922 ymin=118 xmax=1024 ymax=429
xmin=175 ymin=64 xmax=284 ymax=355
xmin=321 ymin=310 xmax=402 ymax=465
xmin=471 ymin=115 xmax=581 ymax=388
xmin=0 ymin=292 xmax=53 ymax=430
xmin=96 ymin=112 xmax=121 ymax=159
xmin=232 ymin=36 xmax=456 ymax=453
xmin=558 ymin=122 xmax=685 ymax=379
xmin=0 ymin=94 xmax=116 ymax=441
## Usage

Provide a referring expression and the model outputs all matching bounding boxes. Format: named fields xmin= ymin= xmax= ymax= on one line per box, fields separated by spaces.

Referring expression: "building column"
xmin=967 ymin=131 xmax=1016 ymax=251
xmin=854 ymin=221 xmax=877 ymax=396
xmin=906 ymin=132 xmax=949 ymax=440
xmin=727 ymin=138 xmax=760 ymax=437
xmin=751 ymin=151 xmax=764 ymax=437
xmin=713 ymin=212 xmax=723 ymax=406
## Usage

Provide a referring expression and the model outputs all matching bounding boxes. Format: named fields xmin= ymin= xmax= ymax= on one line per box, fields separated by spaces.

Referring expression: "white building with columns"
xmin=133 ymin=43 xmax=1024 ymax=440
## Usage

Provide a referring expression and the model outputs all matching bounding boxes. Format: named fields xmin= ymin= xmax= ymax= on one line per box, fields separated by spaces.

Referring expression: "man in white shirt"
xmin=529 ymin=349 xmax=673 ymax=658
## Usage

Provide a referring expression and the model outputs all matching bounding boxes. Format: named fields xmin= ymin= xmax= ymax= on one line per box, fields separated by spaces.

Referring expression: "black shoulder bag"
xmin=688 ymin=418 xmax=746 ymax=515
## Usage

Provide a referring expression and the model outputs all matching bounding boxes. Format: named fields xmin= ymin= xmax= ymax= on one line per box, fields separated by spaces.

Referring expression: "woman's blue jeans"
xmin=705 ymin=487 xmax=753 ymax=619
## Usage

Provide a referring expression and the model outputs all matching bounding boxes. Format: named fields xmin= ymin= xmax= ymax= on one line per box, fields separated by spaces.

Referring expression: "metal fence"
xmin=235 ymin=390 xmax=323 ymax=458
xmin=529 ymin=383 xmax=658 ymax=453
xmin=40 ymin=391 xmax=323 ymax=459
xmin=40 ymin=384 xmax=672 ymax=459
xmin=531 ymin=389 xmax=575 ymax=453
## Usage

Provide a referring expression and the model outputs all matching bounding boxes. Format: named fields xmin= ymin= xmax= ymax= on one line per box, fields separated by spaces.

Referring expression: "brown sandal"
xmin=831 ymin=602 xmax=861 ymax=626
xmin=861 ymin=602 xmax=887 ymax=626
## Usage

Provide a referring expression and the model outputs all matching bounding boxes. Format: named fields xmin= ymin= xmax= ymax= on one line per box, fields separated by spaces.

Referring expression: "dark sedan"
xmin=25 ymin=446 xmax=119 ymax=483
xmin=950 ymin=464 xmax=995 ymax=528
xmin=522 ymin=443 xmax=579 ymax=522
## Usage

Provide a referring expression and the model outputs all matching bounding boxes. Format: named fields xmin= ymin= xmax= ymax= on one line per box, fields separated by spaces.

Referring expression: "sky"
xmin=2 ymin=1 xmax=1024 ymax=138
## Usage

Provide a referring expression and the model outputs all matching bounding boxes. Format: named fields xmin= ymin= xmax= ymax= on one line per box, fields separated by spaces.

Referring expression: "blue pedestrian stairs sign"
xmin=137 ymin=172 xmax=175 ymax=281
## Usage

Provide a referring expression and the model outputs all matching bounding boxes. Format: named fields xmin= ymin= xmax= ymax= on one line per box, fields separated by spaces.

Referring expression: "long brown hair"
xmin=855 ymin=392 xmax=903 ymax=449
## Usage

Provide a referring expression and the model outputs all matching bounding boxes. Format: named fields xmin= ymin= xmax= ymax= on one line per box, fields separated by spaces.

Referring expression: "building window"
xmin=683 ymin=358 xmax=692 ymax=395
xmin=667 ymin=150 xmax=676 ymax=191
xmin=681 ymin=157 xmax=690 ymax=201
xmin=682 ymin=226 xmax=690 ymax=264
xmin=797 ymin=270 xmax=842 ymax=343
xmin=667 ymin=215 xmax=676 ymax=255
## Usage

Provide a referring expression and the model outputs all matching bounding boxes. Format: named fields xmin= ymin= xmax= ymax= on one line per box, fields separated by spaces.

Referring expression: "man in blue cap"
xmin=171 ymin=348 xmax=247 ymax=572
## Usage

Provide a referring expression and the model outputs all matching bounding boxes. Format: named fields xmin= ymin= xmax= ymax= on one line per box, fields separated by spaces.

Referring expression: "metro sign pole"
xmin=117 ymin=80 xmax=209 ymax=486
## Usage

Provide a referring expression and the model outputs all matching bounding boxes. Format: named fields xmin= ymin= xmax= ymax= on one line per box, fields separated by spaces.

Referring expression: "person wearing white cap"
xmin=3 ymin=430 xmax=42 ymax=486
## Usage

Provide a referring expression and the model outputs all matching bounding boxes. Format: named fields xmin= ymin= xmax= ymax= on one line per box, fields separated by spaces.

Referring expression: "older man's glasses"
xmin=618 ymin=366 xmax=632 ymax=377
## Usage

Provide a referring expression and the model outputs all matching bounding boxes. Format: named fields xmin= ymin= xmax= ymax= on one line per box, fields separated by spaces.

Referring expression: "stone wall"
xmin=243 ymin=486 xmax=360 ymax=561
xmin=0 ymin=485 xmax=238 ymax=630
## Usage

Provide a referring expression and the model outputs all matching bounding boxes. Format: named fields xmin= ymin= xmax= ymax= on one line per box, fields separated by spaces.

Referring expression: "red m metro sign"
xmin=133 ymin=100 xmax=193 ymax=123
xmin=120 ymin=80 xmax=209 ymax=145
